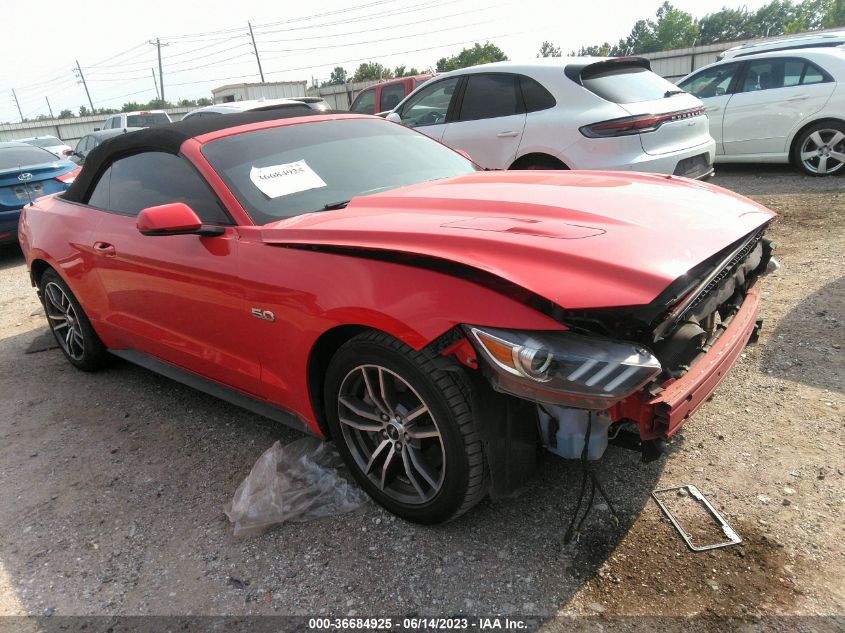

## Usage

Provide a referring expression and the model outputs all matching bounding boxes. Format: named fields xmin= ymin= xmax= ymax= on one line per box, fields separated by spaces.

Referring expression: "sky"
xmin=0 ymin=0 xmax=773 ymax=124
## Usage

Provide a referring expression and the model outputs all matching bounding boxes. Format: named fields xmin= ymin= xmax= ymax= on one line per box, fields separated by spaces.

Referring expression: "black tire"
xmin=40 ymin=268 xmax=109 ymax=371
xmin=793 ymin=121 xmax=845 ymax=176
xmin=324 ymin=331 xmax=486 ymax=523
xmin=511 ymin=156 xmax=568 ymax=171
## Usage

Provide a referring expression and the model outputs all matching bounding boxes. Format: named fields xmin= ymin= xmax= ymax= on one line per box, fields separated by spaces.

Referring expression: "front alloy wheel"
xmin=797 ymin=124 xmax=845 ymax=176
xmin=325 ymin=331 xmax=486 ymax=523
xmin=337 ymin=364 xmax=446 ymax=504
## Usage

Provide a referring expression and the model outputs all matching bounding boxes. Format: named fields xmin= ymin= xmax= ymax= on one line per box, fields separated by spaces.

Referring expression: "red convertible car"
xmin=19 ymin=107 xmax=777 ymax=523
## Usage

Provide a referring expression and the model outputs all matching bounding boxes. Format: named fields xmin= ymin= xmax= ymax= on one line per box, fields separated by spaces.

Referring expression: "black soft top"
xmin=64 ymin=105 xmax=336 ymax=202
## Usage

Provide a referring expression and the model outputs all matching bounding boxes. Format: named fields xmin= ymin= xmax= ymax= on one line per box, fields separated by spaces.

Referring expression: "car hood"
xmin=260 ymin=170 xmax=775 ymax=310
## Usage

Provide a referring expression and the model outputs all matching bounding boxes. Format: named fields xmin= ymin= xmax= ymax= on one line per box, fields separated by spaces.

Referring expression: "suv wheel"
xmin=795 ymin=122 xmax=845 ymax=176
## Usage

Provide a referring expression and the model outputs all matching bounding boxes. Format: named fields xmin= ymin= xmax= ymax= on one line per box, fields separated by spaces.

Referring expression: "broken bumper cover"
xmin=613 ymin=280 xmax=762 ymax=440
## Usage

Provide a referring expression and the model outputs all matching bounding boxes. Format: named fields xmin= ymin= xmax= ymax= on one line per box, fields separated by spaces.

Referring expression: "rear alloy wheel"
xmin=40 ymin=269 xmax=108 ymax=371
xmin=796 ymin=123 xmax=845 ymax=176
xmin=324 ymin=331 xmax=486 ymax=523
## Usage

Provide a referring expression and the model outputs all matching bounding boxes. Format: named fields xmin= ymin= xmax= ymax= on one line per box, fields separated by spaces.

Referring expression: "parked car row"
xmin=356 ymin=39 xmax=843 ymax=177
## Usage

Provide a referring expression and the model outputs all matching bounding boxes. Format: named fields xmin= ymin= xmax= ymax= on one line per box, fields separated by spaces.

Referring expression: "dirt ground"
xmin=0 ymin=165 xmax=842 ymax=629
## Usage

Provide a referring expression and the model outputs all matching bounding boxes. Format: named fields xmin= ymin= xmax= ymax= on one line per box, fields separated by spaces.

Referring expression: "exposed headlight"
xmin=466 ymin=326 xmax=662 ymax=410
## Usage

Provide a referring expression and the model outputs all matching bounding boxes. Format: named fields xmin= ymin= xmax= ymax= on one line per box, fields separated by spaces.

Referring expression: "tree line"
xmin=549 ymin=0 xmax=845 ymax=58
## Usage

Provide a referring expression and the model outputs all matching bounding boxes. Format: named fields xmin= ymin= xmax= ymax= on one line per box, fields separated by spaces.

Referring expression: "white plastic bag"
xmin=225 ymin=437 xmax=369 ymax=536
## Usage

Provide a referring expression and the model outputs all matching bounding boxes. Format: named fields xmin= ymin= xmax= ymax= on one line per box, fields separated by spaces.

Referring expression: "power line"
xmin=260 ymin=18 xmax=500 ymax=54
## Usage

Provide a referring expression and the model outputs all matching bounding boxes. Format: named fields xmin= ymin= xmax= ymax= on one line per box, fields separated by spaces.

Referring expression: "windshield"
xmin=24 ymin=137 xmax=63 ymax=148
xmin=126 ymin=113 xmax=170 ymax=127
xmin=0 ymin=146 xmax=57 ymax=169
xmin=202 ymin=118 xmax=476 ymax=225
xmin=581 ymin=65 xmax=681 ymax=103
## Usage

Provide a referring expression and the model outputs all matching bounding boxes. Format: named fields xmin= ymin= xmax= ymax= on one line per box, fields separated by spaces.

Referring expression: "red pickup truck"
xmin=348 ymin=74 xmax=434 ymax=115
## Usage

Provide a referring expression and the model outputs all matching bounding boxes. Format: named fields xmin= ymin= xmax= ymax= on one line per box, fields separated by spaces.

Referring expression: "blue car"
xmin=0 ymin=141 xmax=79 ymax=245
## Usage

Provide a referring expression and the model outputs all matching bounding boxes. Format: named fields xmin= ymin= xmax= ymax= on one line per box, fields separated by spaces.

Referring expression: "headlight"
xmin=466 ymin=326 xmax=662 ymax=410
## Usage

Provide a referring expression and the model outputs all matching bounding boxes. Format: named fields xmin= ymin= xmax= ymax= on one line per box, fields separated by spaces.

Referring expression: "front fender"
xmin=237 ymin=239 xmax=565 ymax=432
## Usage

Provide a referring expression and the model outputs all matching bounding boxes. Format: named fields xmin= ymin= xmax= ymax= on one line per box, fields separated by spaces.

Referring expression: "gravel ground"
xmin=0 ymin=165 xmax=842 ymax=627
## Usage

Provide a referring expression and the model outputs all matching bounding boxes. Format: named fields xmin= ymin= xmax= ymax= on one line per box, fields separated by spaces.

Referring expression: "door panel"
xmin=441 ymin=115 xmax=526 ymax=169
xmin=700 ymin=94 xmax=733 ymax=154
xmin=440 ymin=73 xmax=526 ymax=169
xmin=722 ymin=58 xmax=836 ymax=156
xmin=92 ymin=214 xmax=261 ymax=395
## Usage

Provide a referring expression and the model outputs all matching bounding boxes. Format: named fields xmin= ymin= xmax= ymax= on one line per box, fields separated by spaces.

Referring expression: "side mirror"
xmin=385 ymin=112 xmax=402 ymax=124
xmin=136 ymin=203 xmax=224 ymax=237
xmin=62 ymin=148 xmax=73 ymax=156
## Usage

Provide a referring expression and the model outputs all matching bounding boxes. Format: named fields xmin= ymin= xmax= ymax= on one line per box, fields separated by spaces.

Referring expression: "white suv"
xmin=100 ymin=110 xmax=171 ymax=131
xmin=678 ymin=48 xmax=845 ymax=175
xmin=386 ymin=57 xmax=715 ymax=179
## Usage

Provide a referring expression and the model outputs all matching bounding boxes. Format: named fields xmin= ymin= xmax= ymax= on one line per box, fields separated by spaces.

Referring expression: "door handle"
xmin=497 ymin=131 xmax=519 ymax=138
xmin=93 ymin=241 xmax=116 ymax=257
xmin=705 ymin=106 xmax=721 ymax=112
xmin=786 ymin=94 xmax=808 ymax=101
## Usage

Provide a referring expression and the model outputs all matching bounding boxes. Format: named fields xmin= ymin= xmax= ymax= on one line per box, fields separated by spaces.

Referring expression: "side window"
xmin=86 ymin=166 xmax=112 ymax=208
xmin=678 ymin=63 xmax=740 ymax=98
xmin=519 ymin=75 xmax=556 ymax=112
xmin=739 ymin=59 xmax=784 ymax=92
xmin=801 ymin=62 xmax=826 ymax=85
xmin=105 ymin=117 xmax=115 ymax=130
xmin=380 ymin=84 xmax=406 ymax=112
xmin=400 ymin=77 xmax=460 ymax=127
xmin=91 ymin=152 xmax=230 ymax=223
xmin=349 ymin=89 xmax=376 ymax=114
xmin=458 ymin=74 xmax=521 ymax=121
xmin=783 ymin=60 xmax=804 ymax=87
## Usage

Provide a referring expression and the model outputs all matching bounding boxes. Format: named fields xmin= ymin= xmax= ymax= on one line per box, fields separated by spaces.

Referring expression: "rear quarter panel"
xmin=20 ymin=196 xmax=108 ymax=324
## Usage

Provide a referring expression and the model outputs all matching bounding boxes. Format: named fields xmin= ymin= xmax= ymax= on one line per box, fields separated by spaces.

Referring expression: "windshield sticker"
xmin=249 ymin=160 xmax=327 ymax=199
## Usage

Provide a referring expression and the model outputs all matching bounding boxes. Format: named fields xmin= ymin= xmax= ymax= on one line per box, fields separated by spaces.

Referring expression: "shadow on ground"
xmin=0 ymin=244 xmax=23 ymax=272
xmin=0 ymin=325 xmax=667 ymax=617
xmin=761 ymin=276 xmax=844 ymax=393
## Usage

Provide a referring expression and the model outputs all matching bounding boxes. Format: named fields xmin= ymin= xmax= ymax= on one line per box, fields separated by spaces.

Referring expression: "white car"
xmin=18 ymin=136 xmax=73 ymax=159
xmin=385 ymin=57 xmax=715 ymax=179
xmin=181 ymin=97 xmax=330 ymax=120
xmin=717 ymin=31 xmax=845 ymax=60
xmin=99 ymin=110 xmax=171 ymax=131
xmin=678 ymin=48 xmax=845 ymax=176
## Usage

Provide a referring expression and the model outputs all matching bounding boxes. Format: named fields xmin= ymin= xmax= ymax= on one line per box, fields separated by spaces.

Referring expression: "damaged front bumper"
xmin=610 ymin=279 xmax=762 ymax=440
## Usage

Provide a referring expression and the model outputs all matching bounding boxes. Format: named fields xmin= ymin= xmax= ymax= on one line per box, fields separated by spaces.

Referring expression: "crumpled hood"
xmin=260 ymin=170 xmax=775 ymax=310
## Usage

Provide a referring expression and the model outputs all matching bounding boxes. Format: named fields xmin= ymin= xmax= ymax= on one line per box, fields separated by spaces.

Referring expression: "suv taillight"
xmin=580 ymin=106 xmax=704 ymax=138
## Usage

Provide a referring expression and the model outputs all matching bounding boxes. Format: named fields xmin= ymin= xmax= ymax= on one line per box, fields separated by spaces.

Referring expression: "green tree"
xmin=537 ymin=41 xmax=562 ymax=57
xmin=122 ymin=102 xmax=141 ymax=112
xmin=178 ymin=98 xmax=198 ymax=107
xmin=436 ymin=42 xmax=508 ymax=72
xmin=79 ymin=105 xmax=90 ymax=117
xmin=196 ymin=97 xmax=212 ymax=106
xmin=825 ymin=0 xmax=845 ymax=24
xmin=327 ymin=66 xmax=348 ymax=85
xmin=653 ymin=2 xmax=698 ymax=49
xmin=352 ymin=62 xmax=393 ymax=82
xmin=393 ymin=65 xmax=420 ymax=77
xmin=697 ymin=7 xmax=753 ymax=44
xmin=58 ymin=109 xmax=74 ymax=119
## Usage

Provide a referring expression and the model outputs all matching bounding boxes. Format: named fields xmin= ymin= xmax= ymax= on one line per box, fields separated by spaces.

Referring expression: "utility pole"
xmin=151 ymin=68 xmax=160 ymax=100
xmin=74 ymin=60 xmax=95 ymax=112
xmin=149 ymin=38 xmax=169 ymax=102
xmin=11 ymin=89 xmax=23 ymax=122
xmin=45 ymin=96 xmax=54 ymax=119
xmin=248 ymin=22 xmax=265 ymax=83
